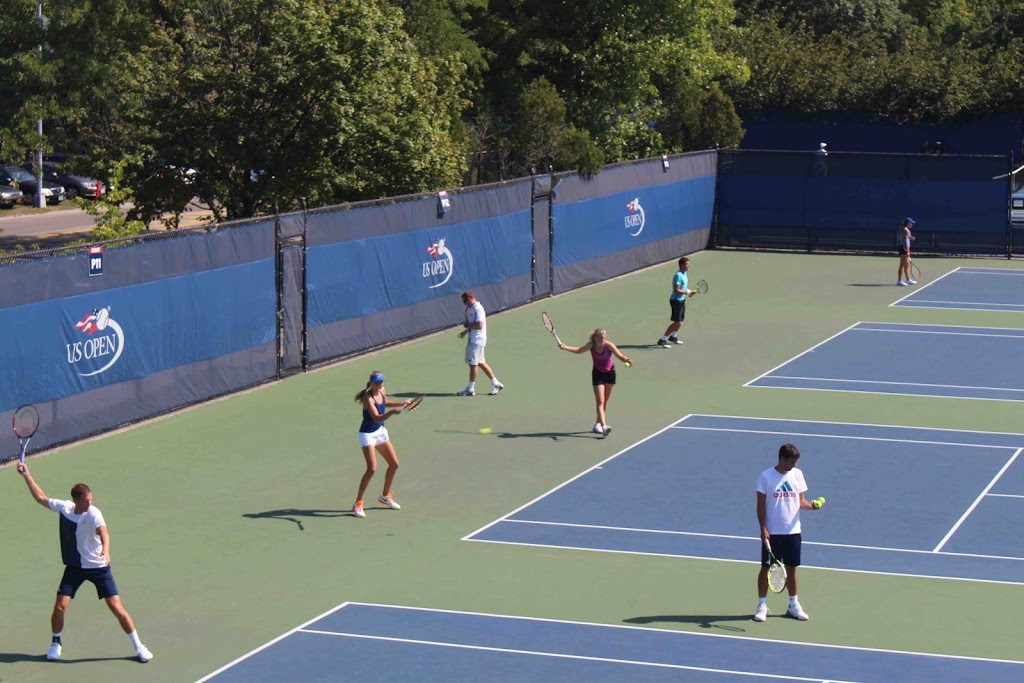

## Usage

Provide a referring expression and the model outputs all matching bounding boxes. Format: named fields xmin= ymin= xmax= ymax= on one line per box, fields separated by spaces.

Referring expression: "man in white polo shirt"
xmin=17 ymin=462 xmax=153 ymax=663
xmin=456 ymin=290 xmax=504 ymax=396
xmin=753 ymin=443 xmax=822 ymax=622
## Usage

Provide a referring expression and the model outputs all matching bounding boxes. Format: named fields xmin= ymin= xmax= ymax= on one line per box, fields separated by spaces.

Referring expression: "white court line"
xmin=956 ymin=268 xmax=1024 ymax=275
xmin=743 ymin=321 xmax=862 ymax=388
xmin=856 ymin=320 xmax=1024 ymax=332
xmin=461 ymin=415 xmax=692 ymax=541
xmin=852 ymin=327 xmax=1024 ymax=339
xmin=296 ymin=628 xmax=851 ymax=682
xmin=895 ymin=302 xmax=1024 ymax=313
xmin=195 ymin=602 xmax=354 ymax=682
xmin=898 ymin=299 xmax=1024 ymax=309
xmin=988 ymin=493 xmax=1024 ymax=499
xmin=748 ymin=383 xmax=1024 ymax=404
xmin=670 ymin=425 xmax=1018 ymax=449
xmin=684 ymin=414 xmax=1024 ymax=440
xmin=501 ymin=519 xmax=1023 ymax=562
xmin=890 ymin=266 xmax=961 ymax=306
xmin=934 ymin=448 xmax=1024 ymax=552
xmin=763 ymin=375 xmax=1024 ymax=394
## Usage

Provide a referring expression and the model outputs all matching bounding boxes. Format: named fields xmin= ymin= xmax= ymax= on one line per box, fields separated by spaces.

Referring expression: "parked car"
xmin=0 ymin=166 xmax=65 ymax=204
xmin=0 ymin=183 xmax=24 ymax=208
xmin=22 ymin=162 xmax=104 ymax=199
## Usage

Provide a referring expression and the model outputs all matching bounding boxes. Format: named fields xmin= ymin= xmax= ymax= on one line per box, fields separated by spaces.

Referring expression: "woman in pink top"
xmin=558 ymin=328 xmax=632 ymax=436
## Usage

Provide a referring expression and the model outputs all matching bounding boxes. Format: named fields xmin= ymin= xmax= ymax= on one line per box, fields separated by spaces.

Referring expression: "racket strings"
xmin=767 ymin=562 xmax=787 ymax=592
xmin=541 ymin=312 xmax=555 ymax=333
xmin=13 ymin=405 xmax=39 ymax=438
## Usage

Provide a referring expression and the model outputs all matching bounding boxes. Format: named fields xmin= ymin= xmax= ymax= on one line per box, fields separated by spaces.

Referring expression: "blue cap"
xmin=905 ymin=217 xmax=915 ymax=224
xmin=370 ymin=373 xmax=384 ymax=383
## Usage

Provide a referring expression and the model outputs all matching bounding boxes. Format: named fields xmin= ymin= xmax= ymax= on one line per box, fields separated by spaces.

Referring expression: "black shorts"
xmin=592 ymin=368 xmax=617 ymax=386
xmin=669 ymin=298 xmax=686 ymax=322
xmin=58 ymin=565 xmax=119 ymax=599
xmin=898 ymin=246 xmax=908 ymax=256
xmin=761 ymin=533 xmax=801 ymax=567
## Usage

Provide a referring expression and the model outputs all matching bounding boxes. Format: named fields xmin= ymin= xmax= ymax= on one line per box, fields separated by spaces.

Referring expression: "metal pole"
xmin=35 ymin=0 xmax=45 ymax=208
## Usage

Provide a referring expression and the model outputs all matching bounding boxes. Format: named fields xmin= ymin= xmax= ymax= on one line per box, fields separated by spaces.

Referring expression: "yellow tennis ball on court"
xmin=479 ymin=427 xmax=492 ymax=435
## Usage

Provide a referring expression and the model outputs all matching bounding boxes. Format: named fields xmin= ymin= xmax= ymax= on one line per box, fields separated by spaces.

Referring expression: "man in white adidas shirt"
xmin=753 ymin=443 xmax=821 ymax=622
xmin=17 ymin=462 xmax=153 ymax=663
xmin=456 ymin=290 xmax=504 ymax=396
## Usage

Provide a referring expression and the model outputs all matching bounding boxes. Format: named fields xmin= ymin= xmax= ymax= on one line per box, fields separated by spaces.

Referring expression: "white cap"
xmin=819 ymin=142 xmax=827 ymax=148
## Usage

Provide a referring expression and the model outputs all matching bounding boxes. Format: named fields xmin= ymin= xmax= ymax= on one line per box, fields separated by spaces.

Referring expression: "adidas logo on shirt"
xmin=773 ymin=481 xmax=797 ymax=498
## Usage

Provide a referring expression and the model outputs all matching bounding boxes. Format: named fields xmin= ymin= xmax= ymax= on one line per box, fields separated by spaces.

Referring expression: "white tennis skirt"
xmin=358 ymin=426 xmax=390 ymax=448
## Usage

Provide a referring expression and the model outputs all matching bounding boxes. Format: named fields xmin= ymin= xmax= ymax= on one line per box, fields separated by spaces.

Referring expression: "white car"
xmin=1012 ymin=188 xmax=1024 ymax=226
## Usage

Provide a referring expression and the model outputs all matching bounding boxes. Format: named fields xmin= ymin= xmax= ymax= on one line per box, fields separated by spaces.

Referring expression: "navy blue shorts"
xmin=761 ymin=533 xmax=802 ymax=567
xmin=591 ymin=368 xmax=617 ymax=386
xmin=669 ymin=298 xmax=685 ymax=322
xmin=898 ymin=246 xmax=908 ymax=256
xmin=58 ymin=565 xmax=119 ymax=599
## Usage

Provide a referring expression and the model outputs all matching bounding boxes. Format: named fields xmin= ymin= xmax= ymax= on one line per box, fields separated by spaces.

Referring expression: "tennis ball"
xmin=478 ymin=428 xmax=492 ymax=435
xmin=624 ymin=361 xmax=632 ymax=368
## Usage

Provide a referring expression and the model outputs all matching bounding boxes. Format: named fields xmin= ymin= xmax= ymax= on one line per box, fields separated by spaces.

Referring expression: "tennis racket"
xmin=695 ymin=279 xmax=709 ymax=295
xmin=13 ymin=404 xmax=39 ymax=465
xmin=540 ymin=312 xmax=563 ymax=345
xmin=764 ymin=539 xmax=787 ymax=593
xmin=910 ymin=262 xmax=922 ymax=282
xmin=405 ymin=394 xmax=425 ymax=412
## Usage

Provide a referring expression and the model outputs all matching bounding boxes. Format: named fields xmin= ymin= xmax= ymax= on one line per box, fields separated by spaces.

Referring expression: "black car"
xmin=1 ymin=166 xmax=65 ymax=204
xmin=22 ymin=162 xmax=104 ymax=200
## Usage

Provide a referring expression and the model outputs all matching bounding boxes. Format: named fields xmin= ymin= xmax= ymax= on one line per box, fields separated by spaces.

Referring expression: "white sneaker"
xmin=457 ymin=388 xmax=475 ymax=396
xmin=378 ymin=495 xmax=401 ymax=510
xmin=602 ymin=425 xmax=612 ymax=436
xmin=787 ymin=602 xmax=809 ymax=621
xmin=593 ymin=423 xmax=603 ymax=434
xmin=352 ymin=503 xmax=366 ymax=518
xmin=46 ymin=642 xmax=62 ymax=660
xmin=897 ymin=280 xmax=908 ymax=286
xmin=657 ymin=339 xmax=671 ymax=348
xmin=753 ymin=603 xmax=769 ymax=622
xmin=488 ymin=382 xmax=504 ymax=395
xmin=136 ymin=645 xmax=153 ymax=663
xmin=668 ymin=337 xmax=682 ymax=345
xmin=908 ymin=279 xmax=917 ymax=285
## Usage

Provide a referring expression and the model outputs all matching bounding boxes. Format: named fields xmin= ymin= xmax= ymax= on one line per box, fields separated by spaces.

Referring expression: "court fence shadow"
xmin=243 ymin=508 xmax=356 ymax=530
xmin=624 ymin=614 xmax=750 ymax=633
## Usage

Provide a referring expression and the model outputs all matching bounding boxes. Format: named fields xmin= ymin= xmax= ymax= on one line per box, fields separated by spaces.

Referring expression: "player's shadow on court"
xmin=243 ymin=508 xmax=353 ymax=530
xmin=391 ymin=391 xmax=462 ymax=399
xmin=436 ymin=429 xmax=599 ymax=440
xmin=0 ymin=652 xmax=136 ymax=663
xmin=624 ymin=614 xmax=749 ymax=633
xmin=848 ymin=283 xmax=898 ymax=287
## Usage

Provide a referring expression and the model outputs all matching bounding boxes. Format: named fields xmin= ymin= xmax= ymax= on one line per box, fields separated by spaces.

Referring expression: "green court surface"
xmin=2 ymin=250 xmax=1022 ymax=681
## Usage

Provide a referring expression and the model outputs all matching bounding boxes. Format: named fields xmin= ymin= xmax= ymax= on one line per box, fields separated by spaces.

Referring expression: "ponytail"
xmin=354 ymin=381 xmax=373 ymax=402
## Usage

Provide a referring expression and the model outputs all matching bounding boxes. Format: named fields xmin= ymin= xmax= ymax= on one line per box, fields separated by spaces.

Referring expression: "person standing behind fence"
xmin=813 ymin=142 xmax=828 ymax=176
xmin=897 ymin=217 xmax=916 ymax=286
xmin=353 ymin=371 xmax=408 ymax=518
xmin=456 ymin=291 xmax=504 ymax=396
xmin=657 ymin=257 xmax=698 ymax=348
xmin=15 ymin=463 xmax=153 ymax=663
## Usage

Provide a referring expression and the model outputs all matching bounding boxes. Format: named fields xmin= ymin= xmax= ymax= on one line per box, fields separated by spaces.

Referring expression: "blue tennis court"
xmin=893 ymin=266 xmax=1024 ymax=312
xmin=746 ymin=321 xmax=1024 ymax=401
xmin=466 ymin=416 xmax=1024 ymax=584
xmin=200 ymin=602 xmax=1024 ymax=682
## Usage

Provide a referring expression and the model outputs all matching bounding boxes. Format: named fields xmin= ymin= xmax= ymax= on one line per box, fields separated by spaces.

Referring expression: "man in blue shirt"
xmin=658 ymin=256 xmax=697 ymax=347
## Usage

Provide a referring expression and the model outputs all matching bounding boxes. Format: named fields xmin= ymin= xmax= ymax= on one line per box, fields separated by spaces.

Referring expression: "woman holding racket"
xmin=897 ymin=217 xmax=917 ymax=286
xmin=558 ymin=329 xmax=632 ymax=436
xmin=352 ymin=371 xmax=411 ymax=518
xmin=753 ymin=443 xmax=823 ymax=623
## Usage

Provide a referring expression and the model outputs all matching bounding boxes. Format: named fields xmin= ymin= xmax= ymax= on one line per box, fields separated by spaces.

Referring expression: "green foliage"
xmin=76 ymin=160 xmax=144 ymax=241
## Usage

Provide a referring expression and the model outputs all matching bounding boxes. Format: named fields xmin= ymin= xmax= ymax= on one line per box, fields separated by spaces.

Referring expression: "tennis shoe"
xmin=908 ymin=278 xmax=917 ymax=285
xmin=46 ymin=642 xmax=62 ymax=660
xmin=378 ymin=495 xmax=401 ymax=510
xmin=897 ymin=280 xmax=908 ymax=286
xmin=593 ymin=423 xmax=603 ymax=434
xmin=602 ymin=424 xmax=612 ymax=436
xmin=668 ymin=336 xmax=682 ymax=345
xmin=488 ymin=382 xmax=504 ymax=395
xmin=136 ymin=645 xmax=154 ymax=663
xmin=753 ymin=603 xmax=769 ymax=622
xmin=352 ymin=503 xmax=366 ymax=518
xmin=787 ymin=603 xmax=809 ymax=621
xmin=657 ymin=339 xmax=671 ymax=348
xmin=457 ymin=388 xmax=475 ymax=396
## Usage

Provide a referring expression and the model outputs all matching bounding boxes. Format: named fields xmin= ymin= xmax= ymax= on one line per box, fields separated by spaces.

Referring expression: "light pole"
xmin=35 ymin=0 xmax=45 ymax=208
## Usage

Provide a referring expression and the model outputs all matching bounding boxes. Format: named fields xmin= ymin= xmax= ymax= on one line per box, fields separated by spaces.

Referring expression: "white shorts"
xmin=465 ymin=343 xmax=486 ymax=365
xmin=358 ymin=426 xmax=390 ymax=448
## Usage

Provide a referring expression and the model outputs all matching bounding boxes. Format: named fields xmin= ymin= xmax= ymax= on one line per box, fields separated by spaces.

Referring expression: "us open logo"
xmin=423 ymin=238 xmax=455 ymax=289
xmin=66 ymin=307 xmax=125 ymax=377
xmin=625 ymin=198 xmax=645 ymax=237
